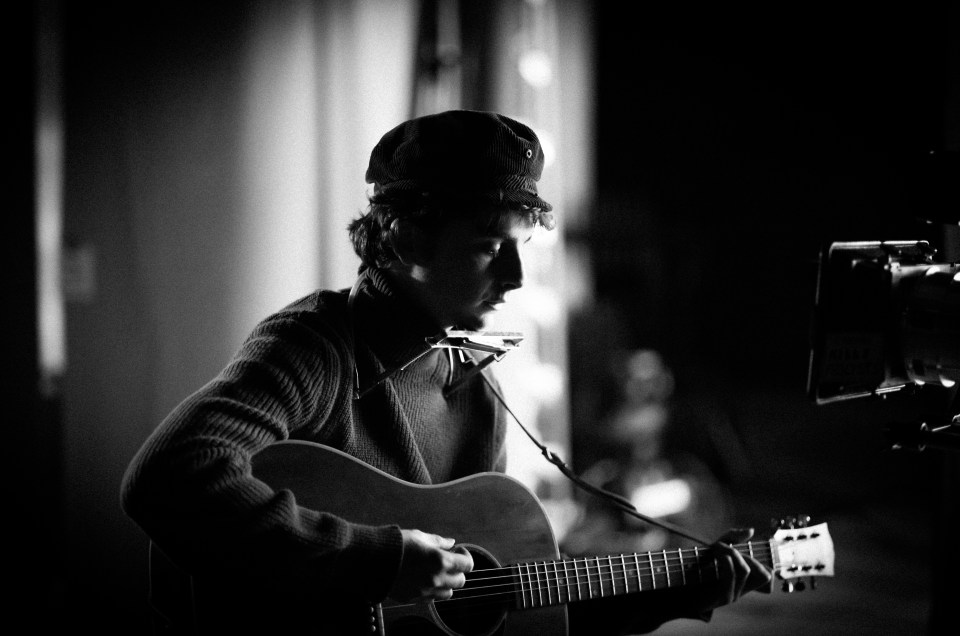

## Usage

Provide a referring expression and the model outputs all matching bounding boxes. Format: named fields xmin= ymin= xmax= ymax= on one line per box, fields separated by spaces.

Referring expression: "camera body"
xmin=807 ymin=240 xmax=960 ymax=405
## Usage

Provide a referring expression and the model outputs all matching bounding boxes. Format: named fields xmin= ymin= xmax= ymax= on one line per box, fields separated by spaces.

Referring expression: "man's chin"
xmin=453 ymin=312 xmax=488 ymax=332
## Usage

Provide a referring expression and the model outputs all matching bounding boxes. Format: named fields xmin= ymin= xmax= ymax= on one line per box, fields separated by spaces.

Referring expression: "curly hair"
xmin=347 ymin=189 xmax=555 ymax=271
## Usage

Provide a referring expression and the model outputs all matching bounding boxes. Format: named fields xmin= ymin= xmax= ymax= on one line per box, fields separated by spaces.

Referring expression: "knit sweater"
xmin=122 ymin=270 xmax=704 ymax=634
xmin=120 ymin=269 xmax=507 ymax=631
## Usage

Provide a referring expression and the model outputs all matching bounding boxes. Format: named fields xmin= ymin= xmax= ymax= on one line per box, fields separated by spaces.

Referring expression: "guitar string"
xmin=382 ymin=543 xmax=786 ymax=612
xmin=464 ymin=541 xmax=775 ymax=577
xmin=387 ymin=553 xmax=805 ymax=619
xmin=385 ymin=562 xmax=740 ymax=615
xmin=386 ymin=571 xmax=809 ymax=623
xmin=463 ymin=551 xmax=778 ymax=589
xmin=428 ymin=552 xmax=796 ymax=622
xmin=465 ymin=549 xmax=776 ymax=591
xmin=461 ymin=545 xmax=778 ymax=591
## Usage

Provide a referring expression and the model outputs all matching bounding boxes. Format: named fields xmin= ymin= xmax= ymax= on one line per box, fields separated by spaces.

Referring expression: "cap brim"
xmin=375 ymin=181 xmax=553 ymax=212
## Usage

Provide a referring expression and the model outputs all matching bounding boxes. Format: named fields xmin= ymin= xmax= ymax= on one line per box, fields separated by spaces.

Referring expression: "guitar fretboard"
xmin=506 ymin=541 xmax=775 ymax=608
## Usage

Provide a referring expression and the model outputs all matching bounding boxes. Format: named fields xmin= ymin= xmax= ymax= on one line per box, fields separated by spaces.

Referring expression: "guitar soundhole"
xmin=434 ymin=545 xmax=508 ymax=636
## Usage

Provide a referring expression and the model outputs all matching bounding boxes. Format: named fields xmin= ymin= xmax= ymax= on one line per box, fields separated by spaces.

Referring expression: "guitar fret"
xmin=551 ymin=560 xmax=560 ymax=605
xmin=543 ymin=561 xmax=553 ymax=605
xmin=535 ymin=562 xmax=544 ymax=607
xmin=678 ymin=549 xmax=686 ymax=586
xmin=556 ymin=560 xmax=564 ymax=604
xmin=561 ymin=560 xmax=568 ymax=604
xmin=517 ymin=564 xmax=526 ymax=609
xmin=547 ymin=561 xmax=555 ymax=606
xmin=648 ymin=553 xmax=656 ymax=589
xmin=517 ymin=563 xmax=533 ymax=607
xmin=554 ymin=561 xmax=570 ymax=603
xmin=527 ymin=563 xmax=534 ymax=608
xmin=537 ymin=562 xmax=545 ymax=606
xmin=620 ymin=554 xmax=628 ymax=594
xmin=662 ymin=550 xmax=670 ymax=587
xmin=552 ymin=562 xmax=559 ymax=604
xmin=527 ymin=563 xmax=539 ymax=607
xmin=694 ymin=547 xmax=702 ymax=584
xmin=573 ymin=559 xmax=583 ymax=601
xmin=634 ymin=553 xmax=642 ymax=591
xmin=545 ymin=561 xmax=553 ymax=605
xmin=583 ymin=557 xmax=593 ymax=598
xmin=544 ymin=562 xmax=552 ymax=606
xmin=517 ymin=564 xmax=524 ymax=608
xmin=594 ymin=557 xmax=603 ymax=597
xmin=605 ymin=556 xmax=614 ymax=596
xmin=556 ymin=561 xmax=563 ymax=604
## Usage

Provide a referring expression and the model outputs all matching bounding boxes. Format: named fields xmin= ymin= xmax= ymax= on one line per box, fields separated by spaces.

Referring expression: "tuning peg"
xmin=809 ymin=577 xmax=817 ymax=590
xmin=795 ymin=580 xmax=806 ymax=591
xmin=795 ymin=514 xmax=811 ymax=528
xmin=782 ymin=581 xmax=795 ymax=593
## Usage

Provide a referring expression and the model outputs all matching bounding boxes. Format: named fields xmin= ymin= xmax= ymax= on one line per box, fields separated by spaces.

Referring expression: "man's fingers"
xmin=431 ymin=538 xmax=472 ymax=596
xmin=427 ymin=570 xmax=468 ymax=599
xmin=727 ymin=545 xmax=751 ymax=600
xmin=718 ymin=527 xmax=754 ymax=545
xmin=431 ymin=534 xmax=457 ymax=550
xmin=393 ymin=531 xmax=477 ymax=601
xmin=711 ymin=554 xmax=736 ymax=605
xmin=745 ymin=556 xmax=773 ymax=593
xmin=713 ymin=543 xmax=750 ymax=601
xmin=448 ymin=545 xmax=475 ymax=574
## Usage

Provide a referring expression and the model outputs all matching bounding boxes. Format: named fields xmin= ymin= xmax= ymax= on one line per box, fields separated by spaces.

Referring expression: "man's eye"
xmin=479 ymin=243 xmax=500 ymax=256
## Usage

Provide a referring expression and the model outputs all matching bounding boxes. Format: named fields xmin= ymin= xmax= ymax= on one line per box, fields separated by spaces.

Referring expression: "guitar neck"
xmin=505 ymin=541 xmax=775 ymax=609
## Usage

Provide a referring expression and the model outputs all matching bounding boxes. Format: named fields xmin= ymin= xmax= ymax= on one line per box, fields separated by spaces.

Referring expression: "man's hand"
xmin=689 ymin=528 xmax=773 ymax=614
xmin=388 ymin=529 xmax=474 ymax=602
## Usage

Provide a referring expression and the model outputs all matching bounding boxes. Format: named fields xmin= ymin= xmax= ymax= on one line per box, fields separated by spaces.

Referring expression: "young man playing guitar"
xmin=121 ymin=110 xmax=772 ymax=634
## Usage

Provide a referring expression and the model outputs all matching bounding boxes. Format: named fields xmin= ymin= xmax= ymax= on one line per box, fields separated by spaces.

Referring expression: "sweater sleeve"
xmin=120 ymin=298 xmax=404 ymax=606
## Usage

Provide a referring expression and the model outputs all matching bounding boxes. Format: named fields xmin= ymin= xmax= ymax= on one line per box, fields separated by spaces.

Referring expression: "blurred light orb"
xmin=630 ymin=478 xmax=692 ymax=518
xmin=519 ymin=49 xmax=553 ymax=88
xmin=536 ymin=128 xmax=556 ymax=168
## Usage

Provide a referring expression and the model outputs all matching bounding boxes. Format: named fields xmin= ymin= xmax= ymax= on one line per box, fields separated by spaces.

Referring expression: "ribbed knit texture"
xmin=120 ymin=270 xmax=506 ymax=630
xmin=121 ymin=270 xmax=701 ymax=634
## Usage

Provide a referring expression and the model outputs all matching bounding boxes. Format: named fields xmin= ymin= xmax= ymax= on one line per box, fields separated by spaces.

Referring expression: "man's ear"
xmin=388 ymin=219 xmax=431 ymax=265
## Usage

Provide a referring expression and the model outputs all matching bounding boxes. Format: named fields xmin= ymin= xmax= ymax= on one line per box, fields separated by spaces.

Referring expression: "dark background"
xmin=591 ymin=27 xmax=951 ymax=386
xmin=570 ymin=6 xmax=960 ymax=635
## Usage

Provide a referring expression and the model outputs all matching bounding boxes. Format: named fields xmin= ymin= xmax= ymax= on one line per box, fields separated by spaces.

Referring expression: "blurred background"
xmin=9 ymin=1 xmax=959 ymax=633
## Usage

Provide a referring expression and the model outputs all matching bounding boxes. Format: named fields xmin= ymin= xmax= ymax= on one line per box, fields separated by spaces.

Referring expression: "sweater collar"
xmin=352 ymin=268 xmax=447 ymax=370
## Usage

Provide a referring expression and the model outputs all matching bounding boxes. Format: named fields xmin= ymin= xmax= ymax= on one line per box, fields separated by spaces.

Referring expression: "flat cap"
xmin=366 ymin=110 xmax=552 ymax=211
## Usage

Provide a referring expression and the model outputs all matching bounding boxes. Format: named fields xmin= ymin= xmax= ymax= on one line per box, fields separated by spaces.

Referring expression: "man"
xmin=121 ymin=110 xmax=770 ymax=634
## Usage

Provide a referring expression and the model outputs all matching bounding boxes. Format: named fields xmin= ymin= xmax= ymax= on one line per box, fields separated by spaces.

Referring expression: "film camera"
xmin=807 ymin=239 xmax=960 ymax=449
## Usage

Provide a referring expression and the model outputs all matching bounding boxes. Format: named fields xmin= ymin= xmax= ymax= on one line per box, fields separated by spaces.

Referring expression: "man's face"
xmin=414 ymin=209 xmax=535 ymax=330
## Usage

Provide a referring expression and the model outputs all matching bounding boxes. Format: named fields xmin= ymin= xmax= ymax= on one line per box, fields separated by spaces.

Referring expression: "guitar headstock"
xmin=770 ymin=515 xmax=835 ymax=592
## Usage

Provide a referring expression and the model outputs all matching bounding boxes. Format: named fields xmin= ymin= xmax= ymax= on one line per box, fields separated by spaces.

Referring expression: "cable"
xmin=475 ymin=365 xmax=712 ymax=547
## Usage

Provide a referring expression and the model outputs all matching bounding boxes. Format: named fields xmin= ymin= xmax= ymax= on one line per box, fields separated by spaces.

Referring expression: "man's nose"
xmin=498 ymin=244 xmax=524 ymax=291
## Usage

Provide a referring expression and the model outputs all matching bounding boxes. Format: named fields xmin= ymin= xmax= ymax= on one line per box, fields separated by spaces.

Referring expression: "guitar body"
xmin=148 ymin=441 xmax=836 ymax=634
xmin=150 ymin=441 xmax=567 ymax=635
xmin=252 ymin=441 xmax=567 ymax=636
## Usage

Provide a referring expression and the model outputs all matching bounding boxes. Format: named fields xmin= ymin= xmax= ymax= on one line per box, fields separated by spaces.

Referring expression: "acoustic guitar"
xmin=149 ymin=440 xmax=834 ymax=635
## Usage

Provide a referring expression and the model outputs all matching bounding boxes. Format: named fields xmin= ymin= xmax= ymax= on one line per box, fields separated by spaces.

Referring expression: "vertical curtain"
xmin=60 ymin=0 xmax=416 ymax=626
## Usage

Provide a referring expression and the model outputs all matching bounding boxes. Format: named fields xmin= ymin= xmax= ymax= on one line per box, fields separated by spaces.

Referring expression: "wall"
xmin=57 ymin=1 xmax=415 ymax=629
